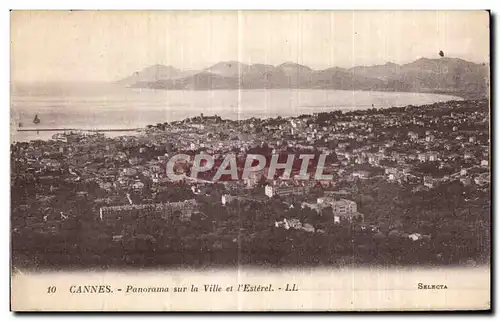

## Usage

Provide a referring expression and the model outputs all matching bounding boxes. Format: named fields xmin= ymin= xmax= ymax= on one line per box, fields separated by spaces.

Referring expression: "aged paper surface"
xmin=10 ymin=10 xmax=490 ymax=311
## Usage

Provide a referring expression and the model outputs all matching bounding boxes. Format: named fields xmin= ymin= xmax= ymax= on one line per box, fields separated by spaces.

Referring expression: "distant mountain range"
xmin=118 ymin=57 xmax=489 ymax=99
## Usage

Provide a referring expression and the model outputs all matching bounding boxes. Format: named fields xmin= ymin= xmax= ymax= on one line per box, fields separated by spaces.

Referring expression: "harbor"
xmin=17 ymin=128 xmax=141 ymax=132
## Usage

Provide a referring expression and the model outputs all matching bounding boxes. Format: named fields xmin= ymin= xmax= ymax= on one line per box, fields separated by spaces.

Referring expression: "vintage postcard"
xmin=10 ymin=10 xmax=490 ymax=311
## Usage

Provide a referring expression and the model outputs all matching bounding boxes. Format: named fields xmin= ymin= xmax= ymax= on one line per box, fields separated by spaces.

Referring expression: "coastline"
xmin=11 ymin=95 xmax=469 ymax=143
xmin=130 ymin=85 xmax=478 ymax=101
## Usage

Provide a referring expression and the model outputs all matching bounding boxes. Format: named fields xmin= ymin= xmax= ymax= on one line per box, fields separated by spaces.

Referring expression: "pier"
xmin=17 ymin=128 xmax=141 ymax=132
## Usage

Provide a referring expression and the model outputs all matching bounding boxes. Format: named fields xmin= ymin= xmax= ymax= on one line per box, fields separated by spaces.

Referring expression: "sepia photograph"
xmin=9 ymin=10 xmax=491 ymax=311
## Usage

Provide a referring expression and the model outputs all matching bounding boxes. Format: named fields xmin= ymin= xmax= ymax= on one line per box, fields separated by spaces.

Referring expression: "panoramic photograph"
xmin=10 ymin=11 xmax=490 ymax=274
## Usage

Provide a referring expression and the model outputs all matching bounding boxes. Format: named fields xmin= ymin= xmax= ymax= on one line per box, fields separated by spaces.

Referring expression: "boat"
xmin=33 ymin=114 xmax=40 ymax=125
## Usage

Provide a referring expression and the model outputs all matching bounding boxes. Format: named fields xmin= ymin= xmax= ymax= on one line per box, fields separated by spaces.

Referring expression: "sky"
xmin=10 ymin=10 xmax=490 ymax=82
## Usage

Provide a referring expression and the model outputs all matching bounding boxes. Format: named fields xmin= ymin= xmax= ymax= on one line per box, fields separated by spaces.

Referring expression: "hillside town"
xmin=11 ymin=99 xmax=490 ymax=269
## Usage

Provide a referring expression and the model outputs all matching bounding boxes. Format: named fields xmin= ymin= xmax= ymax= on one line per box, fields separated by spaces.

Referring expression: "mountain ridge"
xmin=119 ymin=57 xmax=489 ymax=99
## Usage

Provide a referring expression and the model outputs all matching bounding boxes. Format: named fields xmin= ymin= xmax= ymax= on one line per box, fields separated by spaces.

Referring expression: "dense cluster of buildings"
xmin=99 ymin=199 xmax=198 ymax=223
xmin=11 ymin=99 xmax=490 ymax=241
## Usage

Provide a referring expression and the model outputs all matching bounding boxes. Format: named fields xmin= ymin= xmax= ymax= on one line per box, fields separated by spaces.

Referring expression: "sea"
xmin=10 ymin=82 xmax=462 ymax=142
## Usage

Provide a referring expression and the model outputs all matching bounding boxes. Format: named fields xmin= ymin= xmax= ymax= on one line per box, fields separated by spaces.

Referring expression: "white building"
xmin=428 ymin=152 xmax=438 ymax=162
xmin=332 ymin=199 xmax=357 ymax=215
xmin=221 ymin=194 xmax=234 ymax=206
xmin=274 ymin=218 xmax=315 ymax=233
xmin=352 ymin=170 xmax=370 ymax=179
xmin=265 ymin=185 xmax=309 ymax=198
xmin=423 ymin=176 xmax=434 ymax=188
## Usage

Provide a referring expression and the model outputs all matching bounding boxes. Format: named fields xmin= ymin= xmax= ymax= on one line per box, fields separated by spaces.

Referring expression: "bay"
xmin=10 ymin=82 xmax=462 ymax=142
